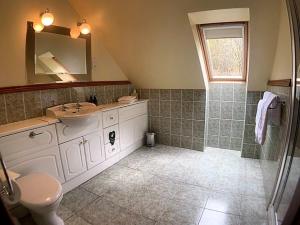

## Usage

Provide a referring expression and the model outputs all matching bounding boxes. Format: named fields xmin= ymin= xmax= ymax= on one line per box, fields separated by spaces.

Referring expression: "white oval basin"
xmin=46 ymin=102 xmax=98 ymax=127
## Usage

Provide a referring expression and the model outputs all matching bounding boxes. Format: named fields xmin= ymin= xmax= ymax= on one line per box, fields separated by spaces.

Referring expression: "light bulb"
xmin=33 ymin=22 xmax=44 ymax=32
xmin=80 ymin=22 xmax=91 ymax=34
xmin=70 ymin=27 xmax=81 ymax=39
xmin=41 ymin=9 xmax=54 ymax=26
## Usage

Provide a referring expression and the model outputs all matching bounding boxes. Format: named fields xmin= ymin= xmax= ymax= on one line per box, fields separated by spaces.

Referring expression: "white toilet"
xmin=15 ymin=172 xmax=64 ymax=225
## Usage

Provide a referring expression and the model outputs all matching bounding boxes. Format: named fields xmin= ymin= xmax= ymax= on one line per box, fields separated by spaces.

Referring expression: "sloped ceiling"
xmin=69 ymin=0 xmax=281 ymax=90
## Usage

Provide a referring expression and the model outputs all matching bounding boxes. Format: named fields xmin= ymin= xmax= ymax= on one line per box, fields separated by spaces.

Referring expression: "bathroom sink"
xmin=46 ymin=102 xmax=99 ymax=127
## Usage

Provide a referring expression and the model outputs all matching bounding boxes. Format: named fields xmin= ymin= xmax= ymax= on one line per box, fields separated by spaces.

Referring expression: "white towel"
xmin=255 ymin=91 xmax=279 ymax=144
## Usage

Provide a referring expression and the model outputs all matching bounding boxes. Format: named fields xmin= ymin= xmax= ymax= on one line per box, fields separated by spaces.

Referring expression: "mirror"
xmin=26 ymin=22 xmax=91 ymax=84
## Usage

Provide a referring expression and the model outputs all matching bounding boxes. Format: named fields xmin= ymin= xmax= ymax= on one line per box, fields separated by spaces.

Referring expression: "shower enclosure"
xmin=267 ymin=0 xmax=300 ymax=224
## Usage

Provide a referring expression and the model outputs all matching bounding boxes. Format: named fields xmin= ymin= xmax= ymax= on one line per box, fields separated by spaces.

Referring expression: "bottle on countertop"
xmin=93 ymin=95 xmax=98 ymax=105
xmin=89 ymin=95 xmax=93 ymax=103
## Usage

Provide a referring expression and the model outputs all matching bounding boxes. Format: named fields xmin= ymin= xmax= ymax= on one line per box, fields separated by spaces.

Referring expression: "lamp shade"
xmin=33 ymin=22 xmax=44 ymax=32
xmin=80 ymin=22 xmax=91 ymax=34
xmin=41 ymin=11 xmax=54 ymax=26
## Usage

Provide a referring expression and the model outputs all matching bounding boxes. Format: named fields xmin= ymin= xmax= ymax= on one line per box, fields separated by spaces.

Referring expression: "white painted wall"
xmin=270 ymin=0 xmax=293 ymax=80
xmin=0 ymin=0 xmax=127 ymax=87
xmin=69 ymin=0 xmax=281 ymax=91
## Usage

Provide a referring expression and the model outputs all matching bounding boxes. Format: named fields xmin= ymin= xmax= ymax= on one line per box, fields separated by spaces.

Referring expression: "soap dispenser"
xmin=89 ymin=95 xmax=93 ymax=103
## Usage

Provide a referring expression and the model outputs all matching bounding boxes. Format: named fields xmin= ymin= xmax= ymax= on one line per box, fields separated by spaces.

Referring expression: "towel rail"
xmin=269 ymin=100 xmax=285 ymax=109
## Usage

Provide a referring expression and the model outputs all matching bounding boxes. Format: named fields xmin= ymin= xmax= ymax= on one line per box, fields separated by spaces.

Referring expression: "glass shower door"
xmin=271 ymin=0 xmax=300 ymax=224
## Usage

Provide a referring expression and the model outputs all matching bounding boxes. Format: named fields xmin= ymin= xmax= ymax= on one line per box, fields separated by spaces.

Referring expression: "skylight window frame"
xmin=197 ymin=22 xmax=249 ymax=82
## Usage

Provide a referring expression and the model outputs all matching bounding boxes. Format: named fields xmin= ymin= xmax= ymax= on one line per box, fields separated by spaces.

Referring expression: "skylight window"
xmin=197 ymin=23 xmax=248 ymax=82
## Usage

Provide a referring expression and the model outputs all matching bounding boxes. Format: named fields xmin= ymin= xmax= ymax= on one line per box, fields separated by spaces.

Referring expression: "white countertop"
xmin=0 ymin=117 xmax=59 ymax=138
xmin=97 ymin=99 xmax=148 ymax=111
xmin=0 ymin=100 xmax=148 ymax=138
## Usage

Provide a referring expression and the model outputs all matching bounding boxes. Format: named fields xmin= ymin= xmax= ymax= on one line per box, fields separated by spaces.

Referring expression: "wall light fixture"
xmin=41 ymin=9 xmax=54 ymax=26
xmin=79 ymin=19 xmax=91 ymax=35
xmin=33 ymin=22 xmax=44 ymax=33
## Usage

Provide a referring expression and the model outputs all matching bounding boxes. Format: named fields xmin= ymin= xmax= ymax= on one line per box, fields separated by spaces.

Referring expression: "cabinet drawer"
xmin=103 ymin=125 xmax=119 ymax=145
xmin=105 ymin=140 xmax=120 ymax=159
xmin=0 ymin=125 xmax=58 ymax=162
xmin=119 ymin=102 xmax=147 ymax=122
xmin=103 ymin=109 xmax=119 ymax=128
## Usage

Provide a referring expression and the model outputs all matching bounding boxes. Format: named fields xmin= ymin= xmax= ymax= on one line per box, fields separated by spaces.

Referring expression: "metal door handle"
xmin=29 ymin=131 xmax=43 ymax=138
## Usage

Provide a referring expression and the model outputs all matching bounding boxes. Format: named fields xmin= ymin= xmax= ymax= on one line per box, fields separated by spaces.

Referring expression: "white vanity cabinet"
xmin=0 ymin=124 xmax=65 ymax=183
xmin=119 ymin=102 xmax=148 ymax=151
xmin=103 ymin=123 xmax=120 ymax=159
xmin=0 ymin=100 xmax=148 ymax=193
xmin=59 ymin=137 xmax=87 ymax=181
xmin=119 ymin=119 xmax=135 ymax=150
xmin=59 ymin=131 xmax=105 ymax=181
xmin=83 ymin=132 xmax=105 ymax=169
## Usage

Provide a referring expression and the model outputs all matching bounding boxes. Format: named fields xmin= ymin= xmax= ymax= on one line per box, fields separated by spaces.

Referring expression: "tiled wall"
xmin=241 ymin=91 xmax=263 ymax=159
xmin=206 ymin=83 xmax=247 ymax=151
xmin=137 ymin=89 xmax=206 ymax=151
xmin=260 ymin=86 xmax=291 ymax=204
xmin=0 ymin=84 xmax=133 ymax=124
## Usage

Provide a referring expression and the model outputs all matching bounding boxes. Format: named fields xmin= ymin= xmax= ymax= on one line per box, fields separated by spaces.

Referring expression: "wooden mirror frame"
xmin=26 ymin=21 xmax=92 ymax=84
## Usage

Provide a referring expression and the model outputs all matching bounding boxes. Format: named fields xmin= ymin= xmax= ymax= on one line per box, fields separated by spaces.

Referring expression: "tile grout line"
xmin=229 ymin=84 xmax=234 ymax=149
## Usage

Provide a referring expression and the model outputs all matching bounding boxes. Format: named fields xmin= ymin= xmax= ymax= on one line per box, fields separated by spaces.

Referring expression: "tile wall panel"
xmin=0 ymin=84 xmax=133 ymax=124
xmin=206 ymin=83 xmax=246 ymax=151
xmin=241 ymin=91 xmax=263 ymax=159
xmin=138 ymin=89 xmax=206 ymax=151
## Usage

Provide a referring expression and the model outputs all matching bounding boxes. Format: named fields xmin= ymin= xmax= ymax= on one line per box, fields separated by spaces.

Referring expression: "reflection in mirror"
xmin=26 ymin=22 xmax=91 ymax=84
xmin=35 ymin=32 xmax=87 ymax=75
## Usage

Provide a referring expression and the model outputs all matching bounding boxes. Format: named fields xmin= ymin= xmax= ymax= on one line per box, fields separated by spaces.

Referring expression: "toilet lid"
xmin=16 ymin=172 xmax=62 ymax=207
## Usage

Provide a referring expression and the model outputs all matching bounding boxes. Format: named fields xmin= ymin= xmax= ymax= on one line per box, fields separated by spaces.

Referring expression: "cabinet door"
xmin=134 ymin=115 xmax=148 ymax=140
xmin=60 ymin=138 xmax=87 ymax=181
xmin=7 ymin=146 xmax=65 ymax=183
xmin=83 ymin=132 xmax=105 ymax=169
xmin=119 ymin=119 xmax=135 ymax=151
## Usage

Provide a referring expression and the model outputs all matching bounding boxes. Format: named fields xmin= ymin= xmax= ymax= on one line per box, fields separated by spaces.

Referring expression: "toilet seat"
xmin=16 ymin=172 xmax=62 ymax=208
